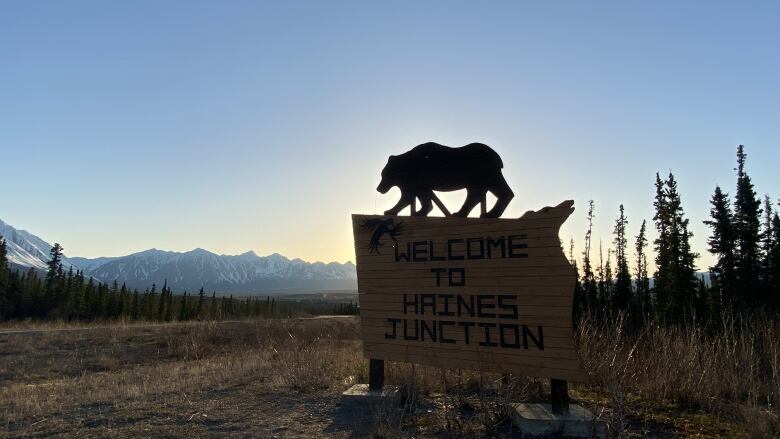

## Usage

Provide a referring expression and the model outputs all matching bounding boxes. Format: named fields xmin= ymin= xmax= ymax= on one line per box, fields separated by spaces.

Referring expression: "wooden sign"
xmin=352 ymin=200 xmax=585 ymax=382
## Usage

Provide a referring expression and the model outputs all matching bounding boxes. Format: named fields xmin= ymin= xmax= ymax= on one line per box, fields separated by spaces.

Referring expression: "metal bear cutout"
xmin=377 ymin=142 xmax=514 ymax=218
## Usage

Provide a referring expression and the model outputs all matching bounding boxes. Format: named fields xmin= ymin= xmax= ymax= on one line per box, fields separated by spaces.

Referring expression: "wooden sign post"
xmin=352 ymin=200 xmax=586 ymax=409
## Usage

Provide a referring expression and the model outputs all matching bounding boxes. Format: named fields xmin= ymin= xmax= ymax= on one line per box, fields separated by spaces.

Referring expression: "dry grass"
xmin=576 ymin=314 xmax=780 ymax=438
xmin=1 ymin=315 xmax=778 ymax=437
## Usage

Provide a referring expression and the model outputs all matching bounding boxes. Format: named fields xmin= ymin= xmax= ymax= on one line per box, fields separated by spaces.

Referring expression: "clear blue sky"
xmin=2 ymin=1 xmax=779 ymax=270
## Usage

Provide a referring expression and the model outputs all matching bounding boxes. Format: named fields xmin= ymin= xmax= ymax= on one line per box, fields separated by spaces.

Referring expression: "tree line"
xmin=573 ymin=145 xmax=780 ymax=327
xmin=0 ymin=244 xmax=354 ymax=321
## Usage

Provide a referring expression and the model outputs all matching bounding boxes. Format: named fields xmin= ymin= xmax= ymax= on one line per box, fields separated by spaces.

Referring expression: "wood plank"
xmin=355 ymin=234 xmax=561 ymax=247
xmin=354 ymin=256 xmax=573 ymax=270
xmin=356 ymin=266 xmax=574 ymax=278
xmin=359 ymin=318 xmax=574 ymax=338
xmin=358 ymin=285 xmax=574 ymax=296
xmin=362 ymin=349 xmax=587 ymax=382
xmin=361 ymin=329 xmax=576 ymax=350
xmin=359 ymin=310 xmax=574 ymax=327
xmin=363 ymin=342 xmax=580 ymax=366
xmin=358 ymin=293 xmax=574 ymax=307
xmin=355 ymin=276 xmax=575 ymax=288
xmin=354 ymin=246 xmax=567 ymax=259
xmin=359 ymin=303 xmax=572 ymax=317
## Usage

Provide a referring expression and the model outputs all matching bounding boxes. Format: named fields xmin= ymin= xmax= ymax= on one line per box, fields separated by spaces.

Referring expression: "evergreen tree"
xmin=769 ymin=210 xmax=780 ymax=309
xmin=179 ymin=292 xmax=189 ymax=321
xmin=196 ymin=287 xmax=205 ymax=319
xmin=119 ymin=283 xmax=129 ymax=318
xmin=761 ymin=195 xmax=776 ymax=306
xmin=581 ymin=200 xmax=598 ymax=314
xmin=570 ymin=237 xmax=585 ymax=320
xmin=733 ymin=145 xmax=762 ymax=309
xmin=704 ymin=186 xmax=737 ymax=310
xmin=653 ymin=173 xmax=673 ymax=317
xmin=83 ymin=278 xmax=96 ymax=319
xmin=96 ymin=282 xmax=107 ymax=318
xmin=45 ymin=243 xmax=64 ymax=314
xmin=157 ymin=281 xmax=168 ymax=321
xmin=164 ymin=284 xmax=174 ymax=321
xmin=0 ymin=237 xmax=8 ymax=319
xmin=634 ymin=220 xmax=651 ymax=322
xmin=131 ymin=289 xmax=140 ymax=320
xmin=147 ymin=283 xmax=157 ymax=320
xmin=613 ymin=205 xmax=632 ymax=315
xmin=653 ymin=172 xmax=699 ymax=323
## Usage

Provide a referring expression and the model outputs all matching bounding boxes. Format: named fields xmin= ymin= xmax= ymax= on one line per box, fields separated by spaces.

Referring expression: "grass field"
xmin=1 ymin=316 xmax=778 ymax=438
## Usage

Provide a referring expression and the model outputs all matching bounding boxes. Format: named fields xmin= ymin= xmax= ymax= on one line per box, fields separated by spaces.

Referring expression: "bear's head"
xmin=377 ymin=155 xmax=400 ymax=194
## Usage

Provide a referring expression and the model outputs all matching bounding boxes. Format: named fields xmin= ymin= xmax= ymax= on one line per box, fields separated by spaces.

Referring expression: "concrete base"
xmin=512 ymin=403 xmax=605 ymax=438
xmin=340 ymin=384 xmax=399 ymax=404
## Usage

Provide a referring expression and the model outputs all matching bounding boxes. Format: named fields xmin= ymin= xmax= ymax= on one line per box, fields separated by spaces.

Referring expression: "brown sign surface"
xmin=352 ymin=200 xmax=585 ymax=381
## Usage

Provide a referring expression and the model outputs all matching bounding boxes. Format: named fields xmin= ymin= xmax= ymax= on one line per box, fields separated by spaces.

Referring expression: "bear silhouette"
xmin=377 ymin=142 xmax=514 ymax=218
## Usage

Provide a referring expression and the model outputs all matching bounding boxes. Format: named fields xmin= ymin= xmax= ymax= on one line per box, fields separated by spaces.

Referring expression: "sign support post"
xmin=550 ymin=379 xmax=569 ymax=414
xmin=369 ymin=358 xmax=384 ymax=391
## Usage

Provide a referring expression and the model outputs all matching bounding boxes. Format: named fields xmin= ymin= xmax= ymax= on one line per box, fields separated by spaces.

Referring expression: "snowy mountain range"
xmin=0 ymin=219 xmax=76 ymax=271
xmin=0 ymin=218 xmax=356 ymax=293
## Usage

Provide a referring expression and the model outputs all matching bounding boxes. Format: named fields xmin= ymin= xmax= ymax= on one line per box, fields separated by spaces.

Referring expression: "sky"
xmin=2 ymin=1 xmax=779 ymax=270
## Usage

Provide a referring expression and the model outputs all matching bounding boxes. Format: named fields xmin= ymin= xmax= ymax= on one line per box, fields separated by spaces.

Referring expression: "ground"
xmin=0 ymin=318 xmax=775 ymax=438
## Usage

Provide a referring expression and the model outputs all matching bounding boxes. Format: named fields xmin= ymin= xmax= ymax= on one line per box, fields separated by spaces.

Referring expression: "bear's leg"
xmin=454 ymin=189 xmax=484 ymax=217
xmin=385 ymin=190 xmax=414 ymax=215
xmin=484 ymin=178 xmax=514 ymax=218
xmin=413 ymin=191 xmax=434 ymax=216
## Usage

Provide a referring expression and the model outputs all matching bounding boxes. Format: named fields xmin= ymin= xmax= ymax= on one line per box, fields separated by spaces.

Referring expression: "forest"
xmin=572 ymin=145 xmax=779 ymax=329
xmin=0 ymin=247 xmax=358 ymax=322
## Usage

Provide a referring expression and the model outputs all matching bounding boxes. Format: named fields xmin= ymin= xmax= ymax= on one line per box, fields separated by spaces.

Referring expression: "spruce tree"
xmin=653 ymin=172 xmax=698 ymax=323
xmin=581 ymin=200 xmax=598 ymax=314
xmin=634 ymin=220 xmax=651 ymax=323
xmin=769 ymin=211 xmax=780 ymax=309
xmin=653 ymin=173 xmax=673 ymax=318
xmin=83 ymin=278 xmax=96 ymax=319
xmin=613 ymin=205 xmax=633 ymax=315
xmin=570 ymin=238 xmax=585 ymax=320
xmin=0 ymin=237 xmax=8 ymax=319
xmin=704 ymin=185 xmax=737 ymax=309
xmin=761 ymin=195 xmax=775 ymax=306
xmin=119 ymin=283 xmax=129 ymax=318
xmin=196 ymin=287 xmax=205 ymax=319
xmin=164 ymin=285 xmax=174 ymax=321
xmin=733 ymin=145 xmax=762 ymax=309
xmin=179 ymin=292 xmax=189 ymax=321
xmin=45 ymin=243 xmax=64 ymax=314
xmin=131 ymin=289 xmax=140 ymax=320
xmin=147 ymin=283 xmax=157 ymax=320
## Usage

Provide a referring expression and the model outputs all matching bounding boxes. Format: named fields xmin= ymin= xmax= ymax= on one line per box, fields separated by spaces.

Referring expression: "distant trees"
xmin=0 ymin=237 xmax=8 ymax=319
xmin=634 ymin=220 xmax=650 ymax=323
xmin=571 ymin=145 xmax=780 ymax=329
xmin=0 ymin=243 xmax=359 ymax=323
xmin=613 ymin=205 xmax=632 ymax=316
xmin=653 ymin=171 xmax=699 ymax=324
xmin=733 ymin=145 xmax=763 ymax=310
xmin=704 ymin=145 xmax=780 ymax=316
xmin=580 ymin=200 xmax=598 ymax=314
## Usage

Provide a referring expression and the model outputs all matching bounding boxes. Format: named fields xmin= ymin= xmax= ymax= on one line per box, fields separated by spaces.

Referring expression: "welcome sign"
xmin=352 ymin=200 xmax=586 ymax=381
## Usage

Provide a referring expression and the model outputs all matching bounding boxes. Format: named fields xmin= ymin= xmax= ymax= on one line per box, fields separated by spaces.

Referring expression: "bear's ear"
xmin=388 ymin=155 xmax=397 ymax=162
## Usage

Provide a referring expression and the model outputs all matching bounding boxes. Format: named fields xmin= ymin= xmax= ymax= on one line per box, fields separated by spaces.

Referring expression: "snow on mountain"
xmin=0 ymin=218 xmax=75 ymax=271
xmin=75 ymin=248 xmax=357 ymax=293
xmin=0 ymin=217 xmax=357 ymax=292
